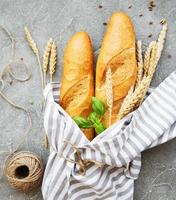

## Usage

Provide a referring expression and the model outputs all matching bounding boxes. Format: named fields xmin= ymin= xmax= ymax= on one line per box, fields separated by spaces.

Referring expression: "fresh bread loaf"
xmin=60 ymin=32 xmax=94 ymax=140
xmin=96 ymin=12 xmax=137 ymax=127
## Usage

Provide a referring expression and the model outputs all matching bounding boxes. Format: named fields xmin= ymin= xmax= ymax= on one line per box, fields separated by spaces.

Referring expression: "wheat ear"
xmin=116 ymin=85 xmax=134 ymax=120
xmin=138 ymin=24 xmax=167 ymax=104
xmin=105 ymin=67 xmax=113 ymax=126
xmin=156 ymin=23 xmax=167 ymax=65
xmin=49 ymin=41 xmax=57 ymax=82
xmin=43 ymin=38 xmax=53 ymax=86
xmin=24 ymin=26 xmax=44 ymax=90
xmin=148 ymin=42 xmax=157 ymax=77
xmin=146 ymin=23 xmax=167 ymax=85
xmin=117 ymin=77 xmax=150 ymax=120
xmin=136 ymin=40 xmax=144 ymax=86
xmin=143 ymin=41 xmax=156 ymax=77
xmin=139 ymin=42 xmax=157 ymax=104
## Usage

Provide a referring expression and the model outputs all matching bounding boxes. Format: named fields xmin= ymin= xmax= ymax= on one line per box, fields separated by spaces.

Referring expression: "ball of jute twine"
xmin=4 ymin=151 xmax=44 ymax=193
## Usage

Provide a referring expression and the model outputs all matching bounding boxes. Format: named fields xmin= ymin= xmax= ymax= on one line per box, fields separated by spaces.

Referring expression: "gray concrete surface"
xmin=0 ymin=0 xmax=176 ymax=199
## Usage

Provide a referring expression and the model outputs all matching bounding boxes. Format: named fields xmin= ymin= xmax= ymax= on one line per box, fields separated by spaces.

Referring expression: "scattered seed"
xmin=148 ymin=34 xmax=152 ymax=38
xmin=148 ymin=6 xmax=153 ymax=11
xmin=149 ymin=21 xmax=153 ymax=25
xmin=98 ymin=5 xmax=103 ymax=8
xmin=128 ymin=5 xmax=132 ymax=9
xmin=149 ymin=0 xmax=156 ymax=7
xmin=103 ymin=22 xmax=107 ymax=26
xmin=139 ymin=14 xmax=143 ymax=17
xmin=160 ymin=19 xmax=167 ymax=25
xmin=148 ymin=0 xmax=156 ymax=11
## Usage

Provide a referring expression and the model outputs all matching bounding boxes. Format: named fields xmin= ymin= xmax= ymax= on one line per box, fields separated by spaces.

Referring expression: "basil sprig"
xmin=73 ymin=97 xmax=106 ymax=134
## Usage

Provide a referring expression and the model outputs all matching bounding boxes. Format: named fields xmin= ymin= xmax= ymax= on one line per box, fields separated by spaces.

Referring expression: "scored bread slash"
xmin=105 ymin=67 xmax=113 ymax=126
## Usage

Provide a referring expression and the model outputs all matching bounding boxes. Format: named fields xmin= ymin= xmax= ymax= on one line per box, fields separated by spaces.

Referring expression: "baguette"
xmin=60 ymin=32 xmax=94 ymax=140
xmin=96 ymin=12 xmax=137 ymax=127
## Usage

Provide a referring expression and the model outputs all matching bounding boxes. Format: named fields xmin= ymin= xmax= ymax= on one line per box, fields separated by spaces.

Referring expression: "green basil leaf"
xmin=73 ymin=116 xmax=91 ymax=129
xmin=88 ymin=112 xmax=100 ymax=124
xmin=92 ymin=97 xmax=105 ymax=116
xmin=93 ymin=122 xmax=106 ymax=134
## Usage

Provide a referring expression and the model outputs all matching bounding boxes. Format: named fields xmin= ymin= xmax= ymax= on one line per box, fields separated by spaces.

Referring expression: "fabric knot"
xmin=61 ymin=140 xmax=103 ymax=175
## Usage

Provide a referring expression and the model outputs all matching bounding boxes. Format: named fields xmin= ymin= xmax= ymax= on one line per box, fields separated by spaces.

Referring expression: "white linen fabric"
xmin=42 ymin=71 xmax=176 ymax=200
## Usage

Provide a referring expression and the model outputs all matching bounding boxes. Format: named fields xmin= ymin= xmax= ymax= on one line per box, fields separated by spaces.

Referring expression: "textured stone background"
xmin=0 ymin=0 xmax=176 ymax=199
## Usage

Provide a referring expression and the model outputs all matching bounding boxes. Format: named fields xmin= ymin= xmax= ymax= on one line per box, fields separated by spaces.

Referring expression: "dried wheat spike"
xmin=24 ymin=26 xmax=39 ymax=55
xmin=105 ymin=67 xmax=113 ymax=126
xmin=116 ymin=85 xmax=134 ymax=120
xmin=49 ymin=41 xmax=57 ymax=82
xmin=156 ymin=23 xmax=167 ymax=64
xmin=136 ymin=40 xmax=144 ymax=86
xmin=24 ymin=26 xmax=44 ymax=90
xmin=138 ymin=42 xmax=157 ymax=105
xmin=43 ymin=38 xmax=53 ymax=86
xmin=143 ymin=41 xmax=156 ymax=77
xmin=43 ymin=38 xmax=53 ymax=73
xmin=117 ymin=77 xmax=150 ymax=120
xmin=148 ymin=42 xmax=157 ymax=77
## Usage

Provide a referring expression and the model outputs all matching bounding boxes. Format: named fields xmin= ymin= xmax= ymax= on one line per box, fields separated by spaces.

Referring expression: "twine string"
xmin=0 ymin=26 xmax=32 ymax=155
xmin=62 ymin=140 xmax=104 ymax=175
xmin=0 ymin=26 xmax=44 ymax=193
xmin=0 ymin=25 xmax=15 ymax=60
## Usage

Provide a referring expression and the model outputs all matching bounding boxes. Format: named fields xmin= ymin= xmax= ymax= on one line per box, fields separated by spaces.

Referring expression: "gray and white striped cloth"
xmin=42 ymin=71 xmax=176 ymax=200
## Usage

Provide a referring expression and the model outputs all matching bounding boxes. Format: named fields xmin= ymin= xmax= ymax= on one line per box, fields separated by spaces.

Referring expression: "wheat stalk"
xmin=143 ymin=41 xmax=156 ymax=77
xmin=156 ymin=23 xmax=167 ymax=65
xmin=116 ymin=85 xmax=134 ymax=120
xmin=117 ymin=77 xmax=150 ymax=120
xmin=24 ymin=26 xmax=38 ymax=54
xmin=43 ymin=38 xmax=53 ymax=86
xmin=49 ymin=41 xmax=57 ymax=82
xmin=148 ymin=42 xmax=157 ymax=77
xmin=136 ymin=40 xmax=143 ymax=86
xmin=139 ymin=42 xmax=157 ymax=104
xmin=24 ymin=26 xmax=44 ymax=90
xmin=116 ymin=23 xmax=168 ymax=121
xmin=105 ymin=67 xmax=113 ymax=126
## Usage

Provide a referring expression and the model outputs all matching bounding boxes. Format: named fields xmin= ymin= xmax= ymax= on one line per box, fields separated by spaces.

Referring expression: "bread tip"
xmin=72 ymin=31 xmax=90 ymax=39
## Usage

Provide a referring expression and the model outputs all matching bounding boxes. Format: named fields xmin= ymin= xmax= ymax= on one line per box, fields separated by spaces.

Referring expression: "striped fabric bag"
xmin=42 ymin=71 xmax=176 ymax=200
